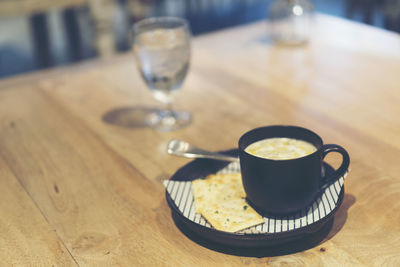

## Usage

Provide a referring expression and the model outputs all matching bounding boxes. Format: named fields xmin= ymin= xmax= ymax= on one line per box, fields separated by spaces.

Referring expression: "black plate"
xmin=165 ymin=149 xmax=345 ymax=247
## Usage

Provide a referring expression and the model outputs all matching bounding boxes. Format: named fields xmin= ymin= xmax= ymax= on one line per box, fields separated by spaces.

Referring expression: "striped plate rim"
xmin=164 ymin=161 xmax=347 ymax=234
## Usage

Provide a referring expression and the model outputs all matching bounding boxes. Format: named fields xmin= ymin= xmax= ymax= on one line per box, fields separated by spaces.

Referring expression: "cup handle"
xmin=320 ymin=144 xmax=350 ymax=189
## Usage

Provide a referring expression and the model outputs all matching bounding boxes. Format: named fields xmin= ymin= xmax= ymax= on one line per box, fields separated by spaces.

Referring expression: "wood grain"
xmin=0 ymin=14 xmax=399 ymax=266
xmin=0 ymin=152 xmax=76 ymax=265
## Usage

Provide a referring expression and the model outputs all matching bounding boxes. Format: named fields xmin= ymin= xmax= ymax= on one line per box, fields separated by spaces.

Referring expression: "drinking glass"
xmin=268 ymin=0 xmax=314 ymax=45
xmin=132 ymin=17 xmax=192 ymax=131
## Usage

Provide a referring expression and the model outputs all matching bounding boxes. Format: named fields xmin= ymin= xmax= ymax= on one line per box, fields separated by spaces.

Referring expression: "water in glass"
xmin=135 ymin=29 xmax=190 ymax=104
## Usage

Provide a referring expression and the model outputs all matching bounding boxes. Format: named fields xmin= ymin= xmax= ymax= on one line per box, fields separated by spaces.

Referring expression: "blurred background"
xmin=1 ymin=0 xmax=399 ymax=79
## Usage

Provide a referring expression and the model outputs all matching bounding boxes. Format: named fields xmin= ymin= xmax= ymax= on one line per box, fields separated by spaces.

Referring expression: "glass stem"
xmin=163 ymin=102 xmax=174 ymax=117
xmin=166 ymin=102 xmax=173 ymax=112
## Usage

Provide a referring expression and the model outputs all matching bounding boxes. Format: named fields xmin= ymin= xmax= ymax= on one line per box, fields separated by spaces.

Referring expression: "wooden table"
xmin=0 ymin=14 xmax=399 ymax=266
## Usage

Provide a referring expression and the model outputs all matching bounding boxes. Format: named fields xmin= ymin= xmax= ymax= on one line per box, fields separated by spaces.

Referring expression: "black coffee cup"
xmin=238 ymin=125 xmax=350 ymax=215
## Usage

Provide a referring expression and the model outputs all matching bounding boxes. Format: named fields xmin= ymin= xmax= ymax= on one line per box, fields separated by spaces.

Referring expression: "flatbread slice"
xmin=199 ymin=198 xmax=265 ymax=233
xmin=192 ymin=173 xmax=245 ymax=213
xmin=192 ymin=172 xmax=264 ymax=233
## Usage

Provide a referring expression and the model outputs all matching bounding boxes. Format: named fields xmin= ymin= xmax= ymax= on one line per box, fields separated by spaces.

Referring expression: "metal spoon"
xmin=167 ymin=139 xmax=239 ymax=162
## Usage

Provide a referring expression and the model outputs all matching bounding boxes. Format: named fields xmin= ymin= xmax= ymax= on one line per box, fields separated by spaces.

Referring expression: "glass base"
xmin=146 ymin=109 xmax=192 ymax=132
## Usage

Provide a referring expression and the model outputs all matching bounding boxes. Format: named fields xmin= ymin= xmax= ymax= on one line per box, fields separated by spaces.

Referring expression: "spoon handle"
xmin=167 ymin=139 xmax=239 ymax=162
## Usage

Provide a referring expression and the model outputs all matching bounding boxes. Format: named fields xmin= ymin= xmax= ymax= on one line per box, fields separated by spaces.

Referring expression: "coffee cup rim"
xmin=238 ymin=125 xmax=323 ymax=162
